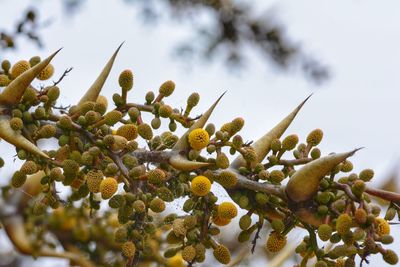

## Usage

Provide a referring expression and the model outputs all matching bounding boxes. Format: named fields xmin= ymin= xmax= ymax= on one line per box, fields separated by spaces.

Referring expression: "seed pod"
xmin=286 ymin=149 xmax=360 ymax=202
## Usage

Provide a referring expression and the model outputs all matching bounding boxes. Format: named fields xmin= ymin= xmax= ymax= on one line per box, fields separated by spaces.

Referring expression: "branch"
xmin=365 ymin=187 xmax=400 ymax=204
xmin=232 ymin=171 xmax=286 ymax=200
xmin=53 ymin=67 xmax=73 ymax=86
xmin=334 ymin=182 xmax=359 ymax=202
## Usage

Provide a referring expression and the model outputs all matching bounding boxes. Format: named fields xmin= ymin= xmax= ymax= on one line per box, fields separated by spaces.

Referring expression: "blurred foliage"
xmin=1 ymin=0 xmax=329 ymax=83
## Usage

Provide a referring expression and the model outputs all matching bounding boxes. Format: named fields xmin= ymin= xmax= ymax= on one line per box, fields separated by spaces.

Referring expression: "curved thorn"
xmin=78 ymin=42 xmax=124 ymax=106
xmin=0 ymin=116 xmax=49 ymax=158
xmin=231 ymin=94 xmax=312 ymax=169
xmin=172 ymin=91 xmax=226 ymax=152
xmin=0 ymin=48 xmax=62 ymax=105
xmin=169 ymin=154 xmax=211 ymax=171
xmin=286 ymin=148 xmax=361 ymax=202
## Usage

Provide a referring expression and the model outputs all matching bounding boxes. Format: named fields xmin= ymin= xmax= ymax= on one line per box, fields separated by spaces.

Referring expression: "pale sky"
xmin=1 ymin=0 xmax=400 ymax=266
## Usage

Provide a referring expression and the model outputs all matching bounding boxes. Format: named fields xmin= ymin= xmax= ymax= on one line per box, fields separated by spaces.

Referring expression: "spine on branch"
xmin=285 ymin=149 xmax=361 ymax=202
xmin=231 ymin=95 xmax=311 ymax=169
xmin=0 ymin=49 xmax=62 ymax=105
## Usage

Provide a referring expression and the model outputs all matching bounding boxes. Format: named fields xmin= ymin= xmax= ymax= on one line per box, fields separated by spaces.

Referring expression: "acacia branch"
xmin=232 ymin=171 xmax=286 ymax=200
xmin=365 ymin=187 xmax=400 ymax=204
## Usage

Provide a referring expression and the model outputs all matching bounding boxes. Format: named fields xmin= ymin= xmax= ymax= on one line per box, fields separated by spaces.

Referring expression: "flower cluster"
xmin=0 ymin=45 xmax=399 ymax=267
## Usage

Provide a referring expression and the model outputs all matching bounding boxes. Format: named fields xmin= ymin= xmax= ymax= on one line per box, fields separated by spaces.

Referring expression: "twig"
xmin=365 ymin=187 xmax=400 ymax=204
xmin=334 ymin=182 xmax=359 ymax=202
xmin=251 ymin=219 xmax=263 ymax=253
xmin=53 ymin=67 xmax=73 ymax=86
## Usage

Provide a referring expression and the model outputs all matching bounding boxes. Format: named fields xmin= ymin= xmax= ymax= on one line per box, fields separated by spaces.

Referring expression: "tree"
xmin=1 ymin=0 xmax=329 ymax=83
xmin=0 ymin=44 xmax=399 ymax=267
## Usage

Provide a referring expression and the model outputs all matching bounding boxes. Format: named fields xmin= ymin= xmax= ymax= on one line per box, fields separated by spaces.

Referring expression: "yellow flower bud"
xmin=0 ymin=74 xmax=10 ymax=86
xmin=336 ymin=214 xmax=352 ymax=236
xmin=191 ymin=175 xmax=211 ymax=196
xmin=121 ymin=241 xmax=136 ymax=258
xmin=182 ymin=245 xmax=196 ymax=262
xmin=217 ymin=202 xmax=237 ymax=219
xmin=115 ymin=124 xmax=137 ymax=141
xmin=99 ymin=177 xmax=118 ymax=199
xmin=37 ymin=64 xmax=54 ymax=80
xmin=213 ymin=244 xmax=231 ymax=264
xmin=149 ymin=198 xmax=165 ymax=213
xmin=159 ymin=80 xmax=175 ymax=96
xmin=86 ymin=170 xmax=103 ymax=193
xmin=188 ymin=128 xmax=210 ymax=150
xmin=10 ymin=60 xmax=30 ymax=78
xmin=375 ymin=218 xmax=390 ymax=236
xmin=306 ymin=128 xmax=323 ymax=146
xmin=118 ymin=69 xmax=134 ymax=91
xmin=212 ymin=215 xmax=231 ymax=226
xmin=215 ymin=170 xmax=237 ymax=188
xmin=265 ymin=232 xmax=287 ymax=253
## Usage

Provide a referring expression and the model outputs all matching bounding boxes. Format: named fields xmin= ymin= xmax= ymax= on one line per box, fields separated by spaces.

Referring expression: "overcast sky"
xmin=1 ymin=0 xmax=400 ymax=266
